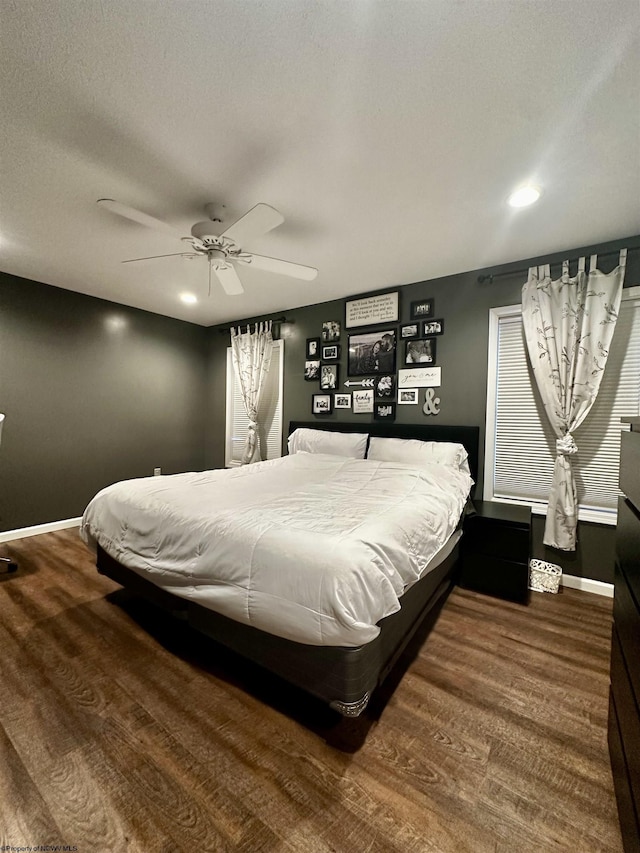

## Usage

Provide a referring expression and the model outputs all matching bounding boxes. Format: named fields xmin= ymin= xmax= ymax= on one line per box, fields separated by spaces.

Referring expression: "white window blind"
xmin=485 ymin=287 xmax=640 ymax=524
xmin=225 ymin=339 xmax=284 ymax=467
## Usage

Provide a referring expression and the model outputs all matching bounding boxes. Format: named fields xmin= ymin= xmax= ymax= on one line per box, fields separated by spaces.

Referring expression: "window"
xmin=485 ymin=287 xmax=640 ymax=524
xmin=225 ymin=340 xmax=284 ymax=467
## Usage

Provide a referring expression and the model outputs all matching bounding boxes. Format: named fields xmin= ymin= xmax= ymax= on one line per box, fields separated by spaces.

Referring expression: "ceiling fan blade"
xmin=220 ymin=203 xmax=284 ymax=247
xmin=240 ymin=253 xmax=318 ymax=281
xmin=97 ymin=199 xmax=181 ymax=237
xmin=213 ymin=263 xmax=244 ymax=296
xmin=122 ymin=252 xmax=197 ymax=263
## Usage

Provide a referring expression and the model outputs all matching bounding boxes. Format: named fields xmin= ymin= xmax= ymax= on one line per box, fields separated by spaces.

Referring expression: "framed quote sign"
xmin=345 ymin=292 xmax=399 ymax=328
xmin=397 ymin=366 xmax=441 ymax=388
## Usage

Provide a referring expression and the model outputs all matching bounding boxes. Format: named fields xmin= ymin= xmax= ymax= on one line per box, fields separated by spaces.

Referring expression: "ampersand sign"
xmin=423 ymin=387 xmax=441 ymax=416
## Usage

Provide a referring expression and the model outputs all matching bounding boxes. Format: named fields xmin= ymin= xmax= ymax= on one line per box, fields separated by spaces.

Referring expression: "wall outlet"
xmin=153 ymin=467 xmax=162 ymax=476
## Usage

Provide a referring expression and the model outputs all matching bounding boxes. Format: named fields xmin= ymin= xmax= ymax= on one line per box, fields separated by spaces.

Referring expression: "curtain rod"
xmin=217 ymin=316 xmax=290 ymax=334
xmin=477 ymin=246 xmax=636 ymax=284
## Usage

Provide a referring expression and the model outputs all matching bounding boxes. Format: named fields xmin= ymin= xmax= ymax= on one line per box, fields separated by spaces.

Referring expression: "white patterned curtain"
xmin=230 ymin=321 xmax=273 ymax=464
xmin=522 ymin=251 xmax=626 ymax=550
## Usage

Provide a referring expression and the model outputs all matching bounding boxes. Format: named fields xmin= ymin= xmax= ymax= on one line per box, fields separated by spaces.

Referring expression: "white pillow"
xmin=287 ymin=428 xmax=368 ymax=459
xmin=367 ymin=436 xmax=470 ymax=472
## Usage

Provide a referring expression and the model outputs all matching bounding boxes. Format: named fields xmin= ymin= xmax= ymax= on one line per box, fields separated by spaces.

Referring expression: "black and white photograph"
xmin=320 ymin=363 xmax=339 ymax=390
xmin=322 ymin=344 xmax=340 ymax=361
xmin=405 ymin=337 xmax=436 ymax=365
xmin=398 ymin=388 xmax=419 ymax=405
xmin=410 ymin=299 xmax=434 ymax=320
xmin=400 ymin=323 xmax=420 ymax=339
xmin=422 ymin=318 xmax=444 ymax=336
xmin=306 ymin=337 xmax=320 ymax=358
xmin=352 ymin=388 xmax=374 ymax=414
xmin=304 ymin=360 xmax=320 ymax=380
xmin=312 ymin=393 xmax=332 ymax=415
xmin=374 ymin=402 xmax=396 ymax=421
xmin=334 ymin=392 xmax=352 ymax=409
xmin=375 ymin=374 xmax=395 ymax=398
xmin=322 ymin=321 xmax=341 ymax=342
xmin=347 ymin=329 xmax=397 ymax=376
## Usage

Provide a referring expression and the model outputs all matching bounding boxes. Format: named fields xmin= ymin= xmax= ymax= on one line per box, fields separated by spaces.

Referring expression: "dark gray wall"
xmin=3 ymin=232 xmax=637 ymax=583
xmin=0 ymin=272 xmax=208 ymax=531
xmin=206 ymin=234 xmax=640 ymax=583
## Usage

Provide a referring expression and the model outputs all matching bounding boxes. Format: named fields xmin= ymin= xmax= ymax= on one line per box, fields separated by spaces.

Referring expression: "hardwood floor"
xmin=0 ymin=529 xmax=622 ymax=852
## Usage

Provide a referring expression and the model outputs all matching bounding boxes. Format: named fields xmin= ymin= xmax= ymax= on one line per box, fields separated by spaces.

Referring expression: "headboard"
xmin=288 ymin=421 xmax=480 ymax=493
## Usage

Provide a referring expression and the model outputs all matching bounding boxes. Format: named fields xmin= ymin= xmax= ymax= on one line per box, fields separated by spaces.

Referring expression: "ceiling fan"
xmin=97 ymin=199 xmax=318 ymax=296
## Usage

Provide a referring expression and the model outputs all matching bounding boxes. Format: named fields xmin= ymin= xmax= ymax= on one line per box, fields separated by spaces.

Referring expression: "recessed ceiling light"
xmin=180 ymin=292 xmax=198 ymax=305
xmin=508 ymin=185 xmax=541 ymax=208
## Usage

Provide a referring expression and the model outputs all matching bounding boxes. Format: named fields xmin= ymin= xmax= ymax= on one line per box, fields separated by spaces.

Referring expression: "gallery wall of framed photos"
xmin=301 ymin=290 xmax=445 ymax=422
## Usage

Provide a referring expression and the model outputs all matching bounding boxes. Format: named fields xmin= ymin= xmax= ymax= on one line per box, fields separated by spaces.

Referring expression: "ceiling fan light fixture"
xmin=206 ymin=248 xmax=228 ymax=265
xmin=508 ymin=184 xmax=541 ymax=208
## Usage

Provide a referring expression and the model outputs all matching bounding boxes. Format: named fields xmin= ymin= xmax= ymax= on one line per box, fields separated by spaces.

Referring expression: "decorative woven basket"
xmin=529 ymin=559 xmax=562 ymax=594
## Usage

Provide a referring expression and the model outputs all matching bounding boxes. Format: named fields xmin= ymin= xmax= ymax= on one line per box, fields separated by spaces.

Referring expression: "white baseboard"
xmin=561 ymin=574 xmax=614 ymax=598
xmin=0 ymin=517 xmax=82 ymax=543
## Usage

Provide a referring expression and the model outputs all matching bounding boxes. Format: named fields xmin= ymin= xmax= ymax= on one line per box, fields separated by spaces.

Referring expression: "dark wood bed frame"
xmin=96 ymin=421 xmax=479 ymax=717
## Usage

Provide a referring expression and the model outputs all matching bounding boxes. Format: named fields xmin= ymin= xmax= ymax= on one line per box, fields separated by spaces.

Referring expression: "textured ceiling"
xmin=1 ymin=0 xmax=639 ymax=326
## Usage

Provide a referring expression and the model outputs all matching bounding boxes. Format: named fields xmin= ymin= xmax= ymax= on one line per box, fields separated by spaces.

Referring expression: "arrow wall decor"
xmin=344 ymin=378 xmax=375 ymax=388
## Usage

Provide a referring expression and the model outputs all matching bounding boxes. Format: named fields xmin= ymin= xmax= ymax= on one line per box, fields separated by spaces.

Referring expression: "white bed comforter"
xmin=81 ymin=453 xmax=472 ymax=646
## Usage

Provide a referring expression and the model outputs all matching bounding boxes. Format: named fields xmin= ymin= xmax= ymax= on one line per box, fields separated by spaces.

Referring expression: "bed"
xmin=82 ymin=421 xmax=479 ymax=716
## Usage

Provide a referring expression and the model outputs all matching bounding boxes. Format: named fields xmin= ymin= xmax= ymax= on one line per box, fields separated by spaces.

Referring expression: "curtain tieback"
xmin=247 ymin=420 xmax=258 ymax=430
xmin=556 ymin=434 xmax=577 ymax=456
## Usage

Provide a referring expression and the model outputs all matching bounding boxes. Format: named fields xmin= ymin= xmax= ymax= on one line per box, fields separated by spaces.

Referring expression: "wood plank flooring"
xmin=0 ymin=530 xmax=622 ymax=852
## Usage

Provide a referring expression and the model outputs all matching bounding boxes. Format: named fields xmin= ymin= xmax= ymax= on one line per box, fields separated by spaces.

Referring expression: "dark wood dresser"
xmin=609 ymin=418 xmax=640 ymax=852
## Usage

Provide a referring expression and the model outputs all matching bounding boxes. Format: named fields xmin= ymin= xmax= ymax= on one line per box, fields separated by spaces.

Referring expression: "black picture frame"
xmin=404 ymin=338 xmax=437 ymax=366
xmin=304 ymin=360 xmax=320 ymax=381
xmin=347 ymin=328 xmax=397 ymax=376
xmin=334 ymin=392 xmax=352 ymax=410
xmin=322 ymin=321 xmax=341 ymax=342
xmin=410 ymin=299 xmax=434 ymax=320
xmin=306 ymin=337 xmax=321 ymax=358
xmin=312 ymin=393 xmax=333 ymax=415
xmin=374 ymin=374 xmax=396 ymax=399
xmin=374 ymin=402 xmax=396 ymax=421
xmin=320 ymin=363 xmax=339 ymax=390
xmin=422 ymin=318 xmax=445 ymax=336
xmin=322 ymin=344 xmax=340 ymax=361
xmin=400 ymin=323 xmax=420 ymax=340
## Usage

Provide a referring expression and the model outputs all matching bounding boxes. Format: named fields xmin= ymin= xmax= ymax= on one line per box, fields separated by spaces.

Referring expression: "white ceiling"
xmin=1 ymin=1 xmax=639 ymax=327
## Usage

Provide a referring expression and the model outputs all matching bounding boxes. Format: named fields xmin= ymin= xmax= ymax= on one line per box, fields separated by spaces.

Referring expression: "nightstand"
xmin=459 ymin=500 xmax=531 ymax=603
